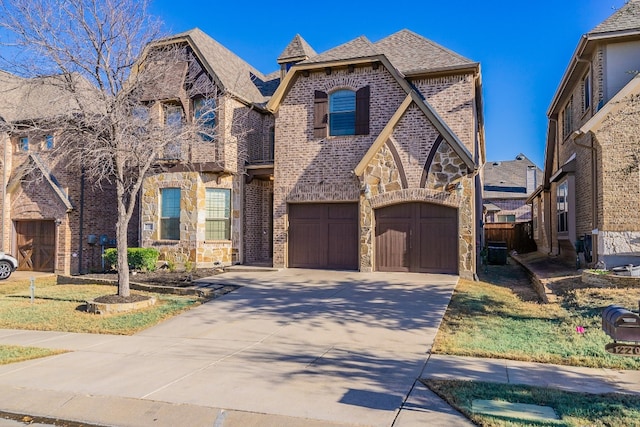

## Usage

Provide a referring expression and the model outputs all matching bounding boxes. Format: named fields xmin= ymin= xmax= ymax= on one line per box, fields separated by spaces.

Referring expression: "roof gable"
xmin=278 ymin=34 xmax=316 ymax=63
xmin=157 ymin=28 xmax=279 ymax=105
xmin=354 ymin=91 xmax=475 ymax=176
xmin=8 ymin=154 xmax=73 ymax=212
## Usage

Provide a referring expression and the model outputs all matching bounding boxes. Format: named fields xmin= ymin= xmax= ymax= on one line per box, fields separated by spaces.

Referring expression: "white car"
xmin=0 ymin=252 xmax=18 ymax=280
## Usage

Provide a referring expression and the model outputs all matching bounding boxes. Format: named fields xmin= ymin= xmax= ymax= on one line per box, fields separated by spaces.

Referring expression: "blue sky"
xmin=152 ymin=0 xmax=627 ymax=168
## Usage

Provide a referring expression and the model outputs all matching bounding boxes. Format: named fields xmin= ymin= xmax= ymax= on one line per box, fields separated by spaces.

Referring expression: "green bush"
xmin=103 ymin=248 xmax=159 ymax=272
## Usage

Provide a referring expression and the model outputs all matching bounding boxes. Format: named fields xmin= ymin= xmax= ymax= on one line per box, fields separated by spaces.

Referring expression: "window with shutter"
xmin=329 ymin=90 xmax=356 ymax=135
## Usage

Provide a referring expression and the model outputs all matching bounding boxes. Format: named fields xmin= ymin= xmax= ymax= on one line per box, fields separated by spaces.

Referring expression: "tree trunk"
xmin=116 ymin=181 xmax=130 ymax=297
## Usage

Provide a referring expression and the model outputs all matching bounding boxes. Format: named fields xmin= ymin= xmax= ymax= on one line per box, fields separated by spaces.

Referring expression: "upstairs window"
xmin=329 ymin=90 xmax=356 ymax=135
xmin=205 ymin=188 xmax=231 ymax=240
xmin=18 ymin=137 xmax=28 ymax=152
xmin=562 ymin=97 xmax=573 ymax=140
xmin=160 ymin=188 xmax=181 ymax=240
xmin=45 ymin=135 xmax=54 ymax=150
xmin=193 ymin=97 xmax=216 ymax=141
xmin=314 ymin=86 xmax=370 ymax=138
xmin=583 ymin=74 xmax=591 ymax=113
xmin=163 ymin=104 xmax=183 ymax=159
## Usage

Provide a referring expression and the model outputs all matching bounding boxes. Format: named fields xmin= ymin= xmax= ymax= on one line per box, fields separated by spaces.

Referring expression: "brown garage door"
xmin=288 ymin=203 xmax=358 ymax=270
xmin=16 ymin=220 xmax=56 ymax=272
xmin=375 ymin=202 xmax=458 ymax=274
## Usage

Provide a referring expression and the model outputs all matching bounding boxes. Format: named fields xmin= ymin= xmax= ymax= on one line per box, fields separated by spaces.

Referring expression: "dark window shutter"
xmin=314 ymin=90 xmax=328 ymax=138
xmin=355 ymin=86 xmax=370 ymax=135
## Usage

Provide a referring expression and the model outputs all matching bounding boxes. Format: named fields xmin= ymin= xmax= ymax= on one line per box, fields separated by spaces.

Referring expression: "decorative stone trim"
xmin=369 ymin=188 xmax=462 ymax=209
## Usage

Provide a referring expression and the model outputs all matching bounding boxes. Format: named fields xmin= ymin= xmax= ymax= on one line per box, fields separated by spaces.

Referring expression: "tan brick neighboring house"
xmin=267 ymin=30 xmax=485 ymax=278
xmin=483 ymin=154 xmax=542 ymax=223
xmin=139 ymin=29 xmax=277 ymax=268
xmin=0 ymin=71 xmax=130 ymax=275
xmin=534 ymin=0 xmax=640 ymax=267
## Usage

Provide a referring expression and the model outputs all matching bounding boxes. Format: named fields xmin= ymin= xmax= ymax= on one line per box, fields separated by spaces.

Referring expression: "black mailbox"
xmin=602 ymin=305 xmax=640 ymax=342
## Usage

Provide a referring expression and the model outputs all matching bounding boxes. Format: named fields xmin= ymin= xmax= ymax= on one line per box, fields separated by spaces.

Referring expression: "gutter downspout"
xmin=572 ymin=134 xmax=598 ymax=263
xmin=78 ymin=166 xmax=85 ymax=274
xmin=1 ymin=133 xmax=6 ymax=253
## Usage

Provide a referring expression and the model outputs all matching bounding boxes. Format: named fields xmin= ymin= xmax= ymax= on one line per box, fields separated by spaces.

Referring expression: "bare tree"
xmin=0 ymin=0 xmax=219 ymax=297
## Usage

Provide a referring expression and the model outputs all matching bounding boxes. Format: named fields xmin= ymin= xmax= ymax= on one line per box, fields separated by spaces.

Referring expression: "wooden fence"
xmin=484 ymin=221 xmax=536 ymax=253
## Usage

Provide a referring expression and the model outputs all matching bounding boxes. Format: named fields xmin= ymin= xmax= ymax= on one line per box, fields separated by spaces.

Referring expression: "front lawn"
xmin=0 ymin=277 xmax=202 ymax=335
xmin=433 ymin=262 xmax=640 ymax=370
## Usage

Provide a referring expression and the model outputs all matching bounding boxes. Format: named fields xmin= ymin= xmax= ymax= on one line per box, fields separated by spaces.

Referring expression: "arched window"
xmin=329 ymin=89 xmax=356 ymax=136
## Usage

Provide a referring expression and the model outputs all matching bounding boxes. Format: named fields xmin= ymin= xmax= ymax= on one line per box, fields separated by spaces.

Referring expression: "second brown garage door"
xmin=288 ymin=203 xmax=358 ymax=270
xmin=375 ymin=202 xmax=458 ymax=274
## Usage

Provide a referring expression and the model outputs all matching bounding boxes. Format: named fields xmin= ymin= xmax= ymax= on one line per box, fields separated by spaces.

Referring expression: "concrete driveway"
xmin=0 ymin=269 xmax=466 ymax=427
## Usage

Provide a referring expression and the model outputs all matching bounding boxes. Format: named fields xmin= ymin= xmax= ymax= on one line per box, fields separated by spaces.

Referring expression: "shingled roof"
xmin=303 ymin=36 xmax=379 ymax=64
xmin=590 ymin=0 xmax=640 ymax=35
xmin=277 ymin=34 xmax=316 ymax=63
xmin=483 ymin=154 xmax=543 ymax=199
xmin=301 ymin=29 xmax=477 ymax=74
xmin=0 ymin=71 xmax=90 ymax=123
xmin=160 ymin=28 xmax=279 ymax=105
xmin=373 ymin=29 xmax=476 ymax=74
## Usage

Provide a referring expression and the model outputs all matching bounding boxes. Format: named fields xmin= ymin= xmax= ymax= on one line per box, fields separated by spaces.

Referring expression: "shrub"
xmin=103 ymin=248 xmax=159 ymax=272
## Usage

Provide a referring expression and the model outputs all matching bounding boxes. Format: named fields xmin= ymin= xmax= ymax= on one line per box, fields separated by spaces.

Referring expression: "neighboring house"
xmin=533 ymin=0 xmax=640 ymax=266
xmin=138 ymin=29 xmax=277 ymax=268
xmin=0 ymin=72 xmax=131 ymax=275
xmin=267 ymin=30 xmax=485 ymax=278
xmin=483 ymin=154 xmax=542 ymax=223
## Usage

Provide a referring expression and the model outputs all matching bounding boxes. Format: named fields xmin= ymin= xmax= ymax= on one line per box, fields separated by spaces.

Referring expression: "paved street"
xmin=0 ymin=269 xmax=469 ymax=426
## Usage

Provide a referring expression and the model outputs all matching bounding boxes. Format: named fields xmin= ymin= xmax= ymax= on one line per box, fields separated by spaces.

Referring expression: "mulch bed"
xmin=84 ymin=268 xmax=224 ymax=288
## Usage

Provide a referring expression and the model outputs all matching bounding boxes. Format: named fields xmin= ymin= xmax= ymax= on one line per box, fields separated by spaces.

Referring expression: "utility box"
xmin=487 ymin=241 xmax=508 ymax=265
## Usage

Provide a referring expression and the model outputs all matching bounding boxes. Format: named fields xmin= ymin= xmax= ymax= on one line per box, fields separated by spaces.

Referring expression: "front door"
xmin=16 ymin=221 xmax=55 ymax=272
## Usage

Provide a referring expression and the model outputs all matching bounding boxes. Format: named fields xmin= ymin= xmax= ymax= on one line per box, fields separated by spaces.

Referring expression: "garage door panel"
xmin=16 ymin=221 xmax=55 ymax=272
xmin=376 ymin=221 xmax=410 ymax=272
xmin=289 ymin=222 xmax=327 ymax=268
xmin=327 ymin=222 xmax=358 ymax=269
xmin=416 ymin=219 xmax=457 ymax=273
xmin=289 ymin=203 xmax=358 ymax=270
xmin=376 ymin=203 xmax=458 ymax=274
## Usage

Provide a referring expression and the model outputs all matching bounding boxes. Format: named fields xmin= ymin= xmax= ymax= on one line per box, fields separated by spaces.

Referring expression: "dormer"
xmin=277 ymin=34 xmax=316 ymax=80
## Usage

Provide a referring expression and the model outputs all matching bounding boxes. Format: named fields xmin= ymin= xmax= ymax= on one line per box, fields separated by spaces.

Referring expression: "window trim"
xmin=160 ymin=188 xmax=181 ymax=241
xmin=329 ymin=89 xmax=356 ymax=136
xmin=205 ymin=188 xmax=231 ymax=241
xmin=557 ymin=181 xmax=569 ymax=234
xmin=45 ymin=135 xmax=54 ymax=150
xmin=562 ymin=96 xmax=573 ymax=141
xmin=18 ymin=137 xmax=28 ymax=152
xmin=582 ymin=73 xmax=591 ymax=114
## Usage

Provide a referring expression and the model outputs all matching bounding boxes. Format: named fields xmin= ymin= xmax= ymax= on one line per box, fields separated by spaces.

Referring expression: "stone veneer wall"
xmin=141 ymin=171 xmax=241 ymax=267
xmin=359 ymin=134 xmax=474 ymax=276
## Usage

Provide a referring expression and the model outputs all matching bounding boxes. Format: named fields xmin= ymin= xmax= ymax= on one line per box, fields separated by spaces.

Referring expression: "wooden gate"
xmin=16 ymin=221 xmax=55 ymax=272
xmin=484 ymin=222 xmax=536 ymax=253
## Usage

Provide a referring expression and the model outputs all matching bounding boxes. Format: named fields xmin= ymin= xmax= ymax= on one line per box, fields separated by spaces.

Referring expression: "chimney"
xmin=526 ymin=166 xmax=537 ymax=194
